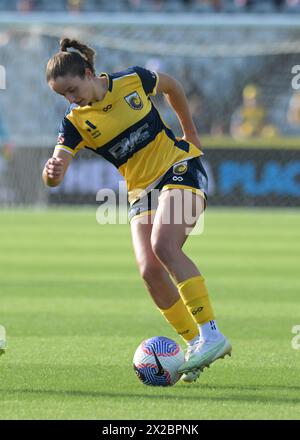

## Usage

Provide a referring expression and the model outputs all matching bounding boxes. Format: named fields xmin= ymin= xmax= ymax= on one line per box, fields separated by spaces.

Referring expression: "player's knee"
xmin=151 ymin=237 xmax=177 ymax=266
xmin=139 ymin=260 xmax=165 ymax=285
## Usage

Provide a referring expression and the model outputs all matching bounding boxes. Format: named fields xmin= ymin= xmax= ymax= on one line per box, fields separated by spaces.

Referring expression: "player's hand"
xmin=183 ymin=133 xmax=201 ymax=150
xmin=45 ymin=157 xmax=65 ymax=180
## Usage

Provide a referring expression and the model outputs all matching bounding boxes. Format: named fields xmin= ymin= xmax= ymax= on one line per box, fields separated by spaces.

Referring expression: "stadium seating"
xmin=0 ymin=0 xmax=300 ymax=14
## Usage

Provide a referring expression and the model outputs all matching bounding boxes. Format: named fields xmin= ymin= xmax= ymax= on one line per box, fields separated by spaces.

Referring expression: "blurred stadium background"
xmin=1 ymin=0 xmax=300 ymax=208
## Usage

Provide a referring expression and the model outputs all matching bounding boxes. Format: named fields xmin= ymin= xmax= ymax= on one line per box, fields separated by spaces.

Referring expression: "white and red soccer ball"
xmin=133 ymin=336 xmax=184 ymax=386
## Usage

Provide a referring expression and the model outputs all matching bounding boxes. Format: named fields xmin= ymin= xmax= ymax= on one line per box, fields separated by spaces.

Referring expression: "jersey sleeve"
xmin=54 ymin=114 xmax=85 ymax=157
xmin=132 ymin=66 xmax=158 ymax=97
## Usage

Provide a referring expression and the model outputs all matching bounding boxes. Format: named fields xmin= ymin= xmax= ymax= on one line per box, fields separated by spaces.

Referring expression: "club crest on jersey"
xmin=124 ymin=91 xmax=143 ymax=110
xmin=173 ymin=161 xmax=188 ymax=175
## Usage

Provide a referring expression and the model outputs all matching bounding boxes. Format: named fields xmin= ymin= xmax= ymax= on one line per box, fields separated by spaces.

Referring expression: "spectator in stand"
xmin=230 ymin=84 xmax=278 ymax=139
xmin=67 ymin=0 xmax=83 ymax=13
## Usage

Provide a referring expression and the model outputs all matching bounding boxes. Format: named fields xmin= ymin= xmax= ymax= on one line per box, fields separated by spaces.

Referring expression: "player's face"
xmin=48 ymin=72 xmax=94 ymax=106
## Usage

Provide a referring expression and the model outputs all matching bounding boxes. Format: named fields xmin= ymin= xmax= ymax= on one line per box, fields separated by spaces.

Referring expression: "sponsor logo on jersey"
xmin=85 ymin=120 xmax=101 ymax=139
xmin=103 ymin=104 xmax=112 ymax=112
xmin=124 ymin=91 xmax=143 ymax=110
xmin=173 ymin=161 xmax=188 ymax=175
xmin=109 ymin=123 xmax=150 ymax=160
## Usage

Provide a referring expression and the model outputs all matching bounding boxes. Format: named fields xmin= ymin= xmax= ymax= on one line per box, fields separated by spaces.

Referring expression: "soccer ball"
xmin=133 ymin=336 xmax=185 ymax=386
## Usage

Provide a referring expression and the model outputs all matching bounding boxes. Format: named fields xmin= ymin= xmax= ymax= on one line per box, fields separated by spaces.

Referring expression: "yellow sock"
xmin=159 ymin=297 xmax=199 ymax=343
xmin=177 ymin=275 xmax=215 ymax=325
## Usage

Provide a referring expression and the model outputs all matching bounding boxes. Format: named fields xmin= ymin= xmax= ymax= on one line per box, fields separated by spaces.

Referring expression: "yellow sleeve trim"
xmin=54 ymin=145 xmax=76 ymax=157
xmin=54 ymin=139 xmax=86 ymax=157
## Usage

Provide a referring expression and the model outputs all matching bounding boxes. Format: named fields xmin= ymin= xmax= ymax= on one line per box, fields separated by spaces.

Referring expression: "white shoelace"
xmin=185 ymin=337 xmax=202 ymax=360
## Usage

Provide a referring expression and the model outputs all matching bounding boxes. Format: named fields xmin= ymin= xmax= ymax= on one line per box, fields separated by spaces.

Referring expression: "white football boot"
xmin=178 ymin=335 xmax=232 ymax=375
xmin=180 ymin=337 xmax=202 ymax=383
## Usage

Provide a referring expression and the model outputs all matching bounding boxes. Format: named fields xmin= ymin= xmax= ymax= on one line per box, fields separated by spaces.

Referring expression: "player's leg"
xmin=151 ymin=188 xmax=231 ymax=374
xmin=131 ymin=212 xmax=201 ymax=382
xmin=130 ymin=212 xmax=199 ymax=345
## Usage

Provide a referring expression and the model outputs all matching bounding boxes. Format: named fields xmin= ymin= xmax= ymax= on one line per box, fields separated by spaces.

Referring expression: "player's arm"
xmin=43 ymin=111 xmax=83 ymax=187
xmin=156 ymin=72 xmax=201 ymax=149
xmin=42 ymin=149 xmax=72 ymax=187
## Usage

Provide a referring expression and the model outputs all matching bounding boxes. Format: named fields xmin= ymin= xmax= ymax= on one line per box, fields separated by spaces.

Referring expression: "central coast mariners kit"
xmin=54 ymin=66 xmax=208 ymax=213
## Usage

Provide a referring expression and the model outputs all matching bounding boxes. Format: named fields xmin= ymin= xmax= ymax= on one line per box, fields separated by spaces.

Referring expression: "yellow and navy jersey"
xmin=54 ymin=66 xmax=202 ymax=204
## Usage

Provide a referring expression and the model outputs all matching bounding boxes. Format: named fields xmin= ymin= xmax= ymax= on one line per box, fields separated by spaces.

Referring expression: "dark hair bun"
xmin=60 ymin=38 xmax=72 ymax=52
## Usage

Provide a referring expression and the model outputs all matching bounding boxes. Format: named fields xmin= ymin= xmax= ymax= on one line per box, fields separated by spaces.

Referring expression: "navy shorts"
xmin=128 ymin=157 xmax=208 ymax=222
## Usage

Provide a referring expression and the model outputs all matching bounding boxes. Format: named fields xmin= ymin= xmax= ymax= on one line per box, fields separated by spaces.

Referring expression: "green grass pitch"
xmin=0 ymin=208 xmax=299 ymax=420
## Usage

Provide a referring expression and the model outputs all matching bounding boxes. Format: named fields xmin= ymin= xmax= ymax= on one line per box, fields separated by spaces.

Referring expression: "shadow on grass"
xmin=2 ymin=386 xmax=300 ymax=406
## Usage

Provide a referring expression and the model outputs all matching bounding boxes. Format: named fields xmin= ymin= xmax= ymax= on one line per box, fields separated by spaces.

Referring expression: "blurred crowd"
xmin=2 ymin=0 xmax=300 ymax=13
xmin=1 ymin=5 xmax=299 ymax=144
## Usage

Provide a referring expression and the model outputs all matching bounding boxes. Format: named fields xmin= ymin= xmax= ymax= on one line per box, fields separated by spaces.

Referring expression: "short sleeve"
xmin=132 ymin=66 xmax=158 ymax=97
xmin=54 ymin=115 xmax=84 ymax=157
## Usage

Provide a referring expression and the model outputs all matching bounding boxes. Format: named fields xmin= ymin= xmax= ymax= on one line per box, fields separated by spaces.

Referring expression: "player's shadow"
xmin=4 ymin=386 xmax=300 ymax=406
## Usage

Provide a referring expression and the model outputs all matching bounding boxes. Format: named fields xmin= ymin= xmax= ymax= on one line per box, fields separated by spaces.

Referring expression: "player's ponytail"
xmin=46 ymin=38 xmax=96 ymax=81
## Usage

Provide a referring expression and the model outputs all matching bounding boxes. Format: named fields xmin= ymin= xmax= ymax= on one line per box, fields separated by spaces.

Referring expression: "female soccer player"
xmin=43 ymin=38 xmax=231 ymax=382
